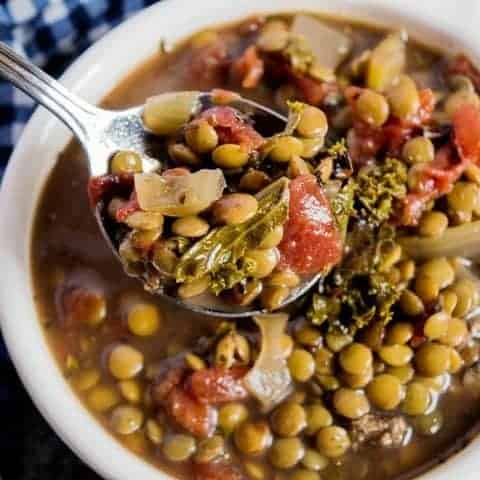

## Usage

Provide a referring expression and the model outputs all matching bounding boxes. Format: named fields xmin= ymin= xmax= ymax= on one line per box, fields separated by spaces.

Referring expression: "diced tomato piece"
xmin=188 ymin=366 xmax=249 ymax=405
xmin=346 ymin=87 xmax=434 ymax=163
xmin=190 ymin=40 xmax=229 ymax=86
xmin=449 ymin=54 xmax=480 ymax=92
xmin=200 ymin=106 xmax=265 ymax=152
xmin=87 ymin=173 xmax=134 ymax=207
xmin=193 ymin=461 xmax=247 ymax=480
xmin=347 ymin=120 xmax=386 ymax=164
xmin=232 ymin=45 xmax=265 ymax=89
xmin=278 ymin=175 xmax=342 ymax=275
xmin=399 ymin=145 xmax=466 ymax=225
xmin=416 ymin=88 xmax=435 ymax=125
xmin=453 ymin=103 xmax=480 ymax=164
xmin=164 ymin=387 xmax=217 ymax=437
xmin=383 ymin=119 xmax=413 ymax=155
xmin=289 ymin=69 xmax=338 ymax=106
xmin=200 ymin=106 xmax=241 ymax=129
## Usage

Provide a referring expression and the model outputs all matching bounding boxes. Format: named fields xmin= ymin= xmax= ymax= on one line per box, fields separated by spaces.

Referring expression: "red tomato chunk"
xmin=278 ymin=175 xmax=342 ymax=275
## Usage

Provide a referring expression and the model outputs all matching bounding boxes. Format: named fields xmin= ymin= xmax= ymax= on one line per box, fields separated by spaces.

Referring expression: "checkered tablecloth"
xmin=0 ymin=0 xmax=160 ymax=174
xmin=0 ymin=2 xmax=161 ymax=478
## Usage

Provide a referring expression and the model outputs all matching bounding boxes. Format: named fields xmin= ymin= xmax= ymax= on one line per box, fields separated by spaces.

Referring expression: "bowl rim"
xmin=1 ymin=1 xmax=480 ymax=479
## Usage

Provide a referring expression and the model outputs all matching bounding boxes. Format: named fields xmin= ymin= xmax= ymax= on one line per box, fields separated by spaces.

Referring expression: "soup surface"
xmin=32 ymin=12 xmax=480 ymax=480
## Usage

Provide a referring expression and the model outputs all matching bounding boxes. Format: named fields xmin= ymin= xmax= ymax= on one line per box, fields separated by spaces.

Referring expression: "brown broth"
xmin=31 ymin=13 xmax=480 ymax=480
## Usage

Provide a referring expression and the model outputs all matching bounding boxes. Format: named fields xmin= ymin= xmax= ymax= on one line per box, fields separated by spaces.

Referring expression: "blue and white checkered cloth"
xmin=0 ymin=4 xmax=164 ymax=476
xmin=0 ymin=0 xmax=160 ymax=178
xmin=0 ymin=0 xmax=161 ymax=358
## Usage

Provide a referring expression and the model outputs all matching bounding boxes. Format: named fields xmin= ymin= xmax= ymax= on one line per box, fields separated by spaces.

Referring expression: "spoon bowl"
xmin=0 ymin=41 xmax=320 ymax=317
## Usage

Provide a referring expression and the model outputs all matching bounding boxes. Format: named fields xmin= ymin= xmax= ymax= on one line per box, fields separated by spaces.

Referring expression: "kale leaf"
xmin=355 ymin=157 xmax=407 ymax=226
xmin=175 ymin=177 xmax=289 ymax=292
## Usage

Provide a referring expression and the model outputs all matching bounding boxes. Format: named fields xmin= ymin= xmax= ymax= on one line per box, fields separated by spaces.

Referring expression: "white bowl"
xmin=1 ymin=0 xmax=480 ymax=478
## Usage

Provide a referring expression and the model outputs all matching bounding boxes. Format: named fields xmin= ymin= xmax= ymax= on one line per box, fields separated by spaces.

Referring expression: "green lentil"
xmin=269 ymin=437 xmax=305 ymax=469
xmin=271 ymin=402 xmax=307 ymax=437
xmin=288 ymin=349 xmax=315 ymax=382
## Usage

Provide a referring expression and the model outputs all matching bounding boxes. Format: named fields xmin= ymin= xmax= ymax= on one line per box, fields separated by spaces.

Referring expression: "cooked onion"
xmin=244 ymin=313 xmax=292 ymax=412
xmin=399 ymin=221 xmax=480 ymax=260
xmin=291 ymin=14 xmax=352 ymax=70
xmin=143 ymin=91 xmax=202 ymax=135
xmin=135 ymin=169 xmax=226 ymax=217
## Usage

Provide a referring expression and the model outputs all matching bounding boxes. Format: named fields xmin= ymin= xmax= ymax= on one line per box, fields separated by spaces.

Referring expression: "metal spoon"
xmin=0 ymin=41 xmax=321 ymax=318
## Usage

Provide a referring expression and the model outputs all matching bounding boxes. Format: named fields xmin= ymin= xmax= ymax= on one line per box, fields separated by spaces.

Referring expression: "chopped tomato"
xmin=231 ymin=45 xmax=265 ymax=89
xmin=347 ymin=120 xmax=386 ymax=165
xmin=449 ymin=54 xmax=480 ymax=92
xmin=152 ymin=363 xmax=217 ymax=437
xmin=453 ymin=103 xmax=480 ymax=163
xmin=193 ymin=461 xmax=246 ymax=480
xmin=398 ymin=103 xmax=480 ymax=225
xmin=415 ymin=88 xmax=435 ymax=125
xmin=87 ymin=173 xmax=133 ymax=207
xmin=289 ymin=68 xmax=338 ymax=106
xmin=200 ymin=106 xmax=265 ymax=152
xmin=399 ymin=145 xmax=466 ymax=225
xmin=278 ymin=175 xmax=342 ymax=275
xmin=164 ymin=387 xmax=217 ymax=437
xmin=346 ymin=87 xmax=434 ymax=163
xmin=188 ymin=366 xmax=249 ymax=405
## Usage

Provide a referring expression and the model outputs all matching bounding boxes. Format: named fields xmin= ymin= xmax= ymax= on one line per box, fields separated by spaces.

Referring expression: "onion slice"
xmin=143 ymin=91 xmax=202 ymax=135
xmin=134 ymin=169 xmax=226 ymax=217
xmin=291 ymin=14 xmax=352 ymax=70
xmin=399 ymin=220 xmax=480 ymax=260
xmin=244 ymin=313 xmax=292 ymax=412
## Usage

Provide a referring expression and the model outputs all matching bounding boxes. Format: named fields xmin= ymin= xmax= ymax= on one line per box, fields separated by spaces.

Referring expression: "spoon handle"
xmin=0 ymin=42 xmax=98 ymax=145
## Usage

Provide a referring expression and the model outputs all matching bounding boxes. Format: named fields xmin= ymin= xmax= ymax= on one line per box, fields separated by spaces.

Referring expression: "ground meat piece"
xmin=151 ymin=364 xmax=187 ymax=403
xmin=193 ymin=461 xmax=246 ymax=480
xmin=349 ymin=413 xmax=410 ymax=450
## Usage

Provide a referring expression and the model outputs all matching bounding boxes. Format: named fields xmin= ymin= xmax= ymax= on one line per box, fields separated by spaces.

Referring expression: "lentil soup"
xmin=32 ymin=12 xmax=480 ymax=480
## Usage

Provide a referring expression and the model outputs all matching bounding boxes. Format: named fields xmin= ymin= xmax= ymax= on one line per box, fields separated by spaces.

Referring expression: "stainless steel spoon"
xmin=0 ymin=41 xmax=321 ymax=318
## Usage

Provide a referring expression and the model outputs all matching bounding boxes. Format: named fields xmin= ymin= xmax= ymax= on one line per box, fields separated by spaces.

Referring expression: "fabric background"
xmin=0 ymin=1 xmax=160 ymax=478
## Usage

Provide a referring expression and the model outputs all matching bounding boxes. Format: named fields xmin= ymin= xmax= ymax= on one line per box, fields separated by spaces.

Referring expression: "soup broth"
xmin=31 ymin=12 xmax=480 ymax=480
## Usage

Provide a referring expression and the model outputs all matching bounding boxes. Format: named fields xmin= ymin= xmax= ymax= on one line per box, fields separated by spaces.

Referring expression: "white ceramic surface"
xmin=1 ymin=1 xmax=480 ymax=479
